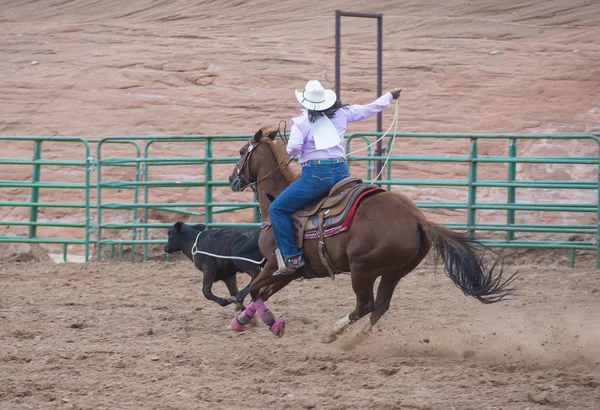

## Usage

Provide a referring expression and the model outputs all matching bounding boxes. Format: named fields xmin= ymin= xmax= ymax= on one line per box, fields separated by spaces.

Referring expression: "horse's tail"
xmin=392 ymin=192 xmax=518 ymax=304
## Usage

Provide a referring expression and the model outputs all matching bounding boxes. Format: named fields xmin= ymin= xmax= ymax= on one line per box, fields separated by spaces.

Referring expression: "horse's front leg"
xmin=229 ymin=263 xmax=292 ymax=337
xmin=258 ymin=274 xmax=295 ymax=302
xmin=234 ymin=266 xmax=261 ymax=311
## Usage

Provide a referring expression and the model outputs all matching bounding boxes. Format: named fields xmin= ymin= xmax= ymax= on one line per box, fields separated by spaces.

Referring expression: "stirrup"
xmin=274 ymin=249 xmax=296 ymax=275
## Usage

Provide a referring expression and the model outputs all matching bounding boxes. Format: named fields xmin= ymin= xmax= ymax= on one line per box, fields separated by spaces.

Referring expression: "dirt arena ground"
xmin=1 ymin=1 xmax=600 ymax=409
xmin=1 ymin=259 xmax=599 ymax=409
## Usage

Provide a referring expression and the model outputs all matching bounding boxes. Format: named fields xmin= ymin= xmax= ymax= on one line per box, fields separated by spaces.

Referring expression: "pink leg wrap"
xmin=254 ymin=299 xmax=285 ymax=337
xmin=229 ymin=301 xmax=256 ymax=332
xmin=254 ymin=299 xmax=275 ymax=326
xmin=270 ymin=319 xmax=285 ymax=338
xmin=237 ymin=301 xmax=256 ymax=325
xmin=229 ymin=317 xmax=245 ymax=332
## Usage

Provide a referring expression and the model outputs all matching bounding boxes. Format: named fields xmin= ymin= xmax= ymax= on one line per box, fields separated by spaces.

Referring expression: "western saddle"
xmin=289 ymin=177 xmax=384 ymax=278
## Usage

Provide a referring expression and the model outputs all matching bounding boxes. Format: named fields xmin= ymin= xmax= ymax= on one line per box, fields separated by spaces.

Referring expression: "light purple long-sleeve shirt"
xmin=286 ymin=92 xmax=393 ymax=163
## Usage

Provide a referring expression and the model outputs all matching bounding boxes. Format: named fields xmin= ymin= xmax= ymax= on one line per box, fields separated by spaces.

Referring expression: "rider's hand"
xmin=390 ymin=88 xmax=402 ymax=99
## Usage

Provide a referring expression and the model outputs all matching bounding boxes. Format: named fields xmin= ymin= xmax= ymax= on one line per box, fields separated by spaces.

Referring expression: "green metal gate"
xmin=0 ymin=136 xmax=94 ymax=262
xmin=1 ymin=132 xmax=598 ymax=266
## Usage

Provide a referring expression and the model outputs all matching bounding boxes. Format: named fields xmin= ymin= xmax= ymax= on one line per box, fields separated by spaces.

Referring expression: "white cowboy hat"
xmin=295 ymin=80 xmax=337 ymax=111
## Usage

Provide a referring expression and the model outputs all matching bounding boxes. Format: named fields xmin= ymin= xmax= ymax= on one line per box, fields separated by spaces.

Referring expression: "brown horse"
xmin=228 ymin=127 xmax=516 ymax=342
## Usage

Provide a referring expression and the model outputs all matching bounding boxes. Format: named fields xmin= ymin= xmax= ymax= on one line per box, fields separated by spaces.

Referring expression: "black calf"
xmin=164 ymin=222 xmax=263 ymax=309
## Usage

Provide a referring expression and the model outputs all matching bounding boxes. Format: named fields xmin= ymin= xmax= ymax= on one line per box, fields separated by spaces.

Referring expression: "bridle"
xmin=234 ymin=137 xmax=267 ymax=192
xmin=234 ymin=124 xmax=293 ymax=192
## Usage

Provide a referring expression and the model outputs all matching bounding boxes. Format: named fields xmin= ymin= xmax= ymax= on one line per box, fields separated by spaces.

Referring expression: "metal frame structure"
xmin=335 ymin=10 xmax=384 ymax=177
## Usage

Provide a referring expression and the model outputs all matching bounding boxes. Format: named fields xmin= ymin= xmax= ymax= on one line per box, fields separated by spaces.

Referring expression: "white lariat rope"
xmin=342 ymin=98 xmax=400 ymax=185
xmin=190 ymin=231 xmax=265 ymax=265
xmin=345 ymin=98 xmax=400 ymax=158
xmin=368 ymin=98 xmax=400 ymax=184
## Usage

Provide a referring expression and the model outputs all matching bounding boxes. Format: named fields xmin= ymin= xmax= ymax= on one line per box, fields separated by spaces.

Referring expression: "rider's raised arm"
xmin=344 ymin=92 xmax=393 ymax=123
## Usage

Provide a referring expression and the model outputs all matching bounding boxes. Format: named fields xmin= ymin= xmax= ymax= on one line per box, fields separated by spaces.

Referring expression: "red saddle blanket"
xmin=303 ymin=187 xmax=384 ymax=240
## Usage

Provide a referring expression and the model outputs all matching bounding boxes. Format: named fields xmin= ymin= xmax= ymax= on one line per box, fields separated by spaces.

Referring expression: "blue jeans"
xmin=269 ymin=162 xmax=350 ymax=259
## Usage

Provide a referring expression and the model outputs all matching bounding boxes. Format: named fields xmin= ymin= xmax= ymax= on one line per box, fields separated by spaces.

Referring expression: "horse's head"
xmin=229 ymin=127 xmax=279 ymax=192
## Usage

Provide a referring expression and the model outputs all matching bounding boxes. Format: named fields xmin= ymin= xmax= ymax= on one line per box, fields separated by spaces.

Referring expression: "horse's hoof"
xmin=228 ymin=317 xmax=245 ymax=332
xmin=270 ymin=319 xmax=285 ymax=338
xmin=234 ymin=303 xmax=245 ymax=312
xmin=322 ymin=331 xmax=337 ymax=344
xmin=361 ymin=322 xmax=373 ymax=336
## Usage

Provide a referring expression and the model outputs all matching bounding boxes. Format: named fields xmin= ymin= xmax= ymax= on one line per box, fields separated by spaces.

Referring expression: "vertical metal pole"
xmin=143 ymin=152 xmax=150 ymax=262
xmin=335 ymin=10 xmax=341 ymax=99
xmin=96 ymin=144 xmax=103 ymax=260
xmin=29 ymin=141 xmax=42 ymax=238
xmin=131 ymin=157 xmax=141 ymax=263
xmin=205 ymin=139 xmax=213 ymax=227
xmin=253 ymin=190 xmax=260 ymax=223
xmin=376 ymin=15 xmax=384 ymax=179
xmin=467 ymin=138 xmax=478 ymax=238
xmin=335 ymin=10 xmax=384 ymax=180
xmin=142 ymin=140 xmax=156 ymax=262
xmin=507 ymin=139 xmax=517 ymax=241
xmin=84 ymin=143 xmax=91 ymax=262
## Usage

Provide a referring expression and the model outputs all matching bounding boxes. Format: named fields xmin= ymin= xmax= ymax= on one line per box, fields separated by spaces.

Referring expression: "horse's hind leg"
xmin=362 ymin=245 xmax=429 ymax=335
xmin=322 ymin=271 xmax=377 ymax=343
xmin=363 ymin=227 xmax=431 ymax=334
xmin=359 ymin=270 xmax=405 ymax=336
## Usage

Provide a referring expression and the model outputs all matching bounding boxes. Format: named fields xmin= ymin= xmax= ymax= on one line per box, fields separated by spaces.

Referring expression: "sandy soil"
xmin=1 ymin=260 xmax=599 ymax=409
xmin=1 ymin=2 xmax=600 ymax=408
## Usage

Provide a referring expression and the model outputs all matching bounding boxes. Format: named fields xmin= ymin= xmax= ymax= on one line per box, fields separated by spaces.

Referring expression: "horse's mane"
xmin=261 ymin=126 xmax=301 ymax=183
